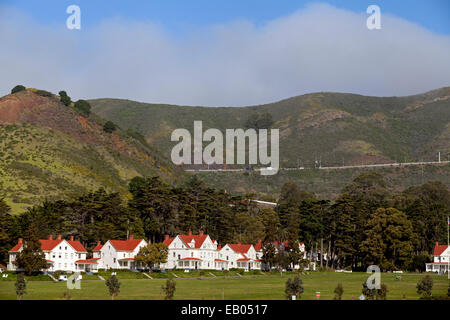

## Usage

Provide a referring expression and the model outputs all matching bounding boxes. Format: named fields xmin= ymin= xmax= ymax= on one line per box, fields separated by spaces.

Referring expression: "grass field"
xmin=0 ymin=272 xmax=448 ymax=300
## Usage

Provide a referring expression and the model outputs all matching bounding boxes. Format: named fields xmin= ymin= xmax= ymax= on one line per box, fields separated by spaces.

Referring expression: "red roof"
xmin=214 ymin=259 xmax=228 ymax=262
xmin=179 ymin=234 xmax=208 ymax=249
xmin=109 ymin=239 xmax=144 ymax=251
xmin=67 ymin=240 xmax=87 ymax=253
xmin=9 ymin=239 xmax=63 ymax=252
xmin=178 ymin=257 xmax=202 ymax=261
xmin=75 ymin=259 xmax=98 ymax=264
xmin=93 ymin=242 xmax=103 ymax=251
xmin=228 ymin=243 xmax=252 ymax=254
xmin=163 ymin=237 xmax=174 ymax=246
xmin=237 ymin=258 xmax=251 ymax=261
xmin=9 ymin=238 xmax=87 ymax=253
xmin=118 ymin=258 xmax=135 ymax=261
xmin=433 ymin=243 xmax=449 ymax=256
xmin=46 ymin=260 xmax=54 ymax=263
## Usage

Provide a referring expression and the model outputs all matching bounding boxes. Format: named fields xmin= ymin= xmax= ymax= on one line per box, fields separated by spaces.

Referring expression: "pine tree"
xmin=15 ymin=225 xmax=48 ymax=275
xmin=15 ymin=273 xmax=27 ymax=300
xmin=106 ymin=275 xmax=121 ymax=300
xmin=285 ymin=276 xmax=304 ymax=300
xmin=161 ymin=278 xmax=176 ymax=300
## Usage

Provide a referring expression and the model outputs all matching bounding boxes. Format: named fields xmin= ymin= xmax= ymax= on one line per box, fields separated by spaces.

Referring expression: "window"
xmin=173 ymin=252 xmax=175 ymax=257
xmin=114 ymin=258 xmax=116 ymax=263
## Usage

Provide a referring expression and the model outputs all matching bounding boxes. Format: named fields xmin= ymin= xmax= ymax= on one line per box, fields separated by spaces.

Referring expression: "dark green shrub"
xmin=59 ymin=91 xmax=71 ymax=106
xmin=74 ymin=99 xmax=91 ymax=116
xmin=36 ymin=90 xmax=53 ymax=97
xmin=103 ymin=121 xmax=117 ymax=133
xmin=11 ymin=85 xmax=26 ymax=94
xmin=417 ymin=275 xmax=433 ymax=299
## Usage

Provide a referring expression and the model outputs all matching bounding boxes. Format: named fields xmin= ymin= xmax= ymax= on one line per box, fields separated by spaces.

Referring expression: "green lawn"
xmin=0 ymin=272 xmax=448 ymax=300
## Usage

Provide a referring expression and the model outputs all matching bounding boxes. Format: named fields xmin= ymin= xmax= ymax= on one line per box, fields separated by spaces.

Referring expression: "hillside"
xmin=0 ymin=89 xmax=183 ymax=213
xmin=89 ymin=87 xmax=450 ymax=197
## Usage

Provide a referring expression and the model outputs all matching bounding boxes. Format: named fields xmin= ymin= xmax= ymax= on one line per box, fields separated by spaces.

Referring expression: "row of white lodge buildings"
xmin=7 ymin=231 xmax=307 ymax=273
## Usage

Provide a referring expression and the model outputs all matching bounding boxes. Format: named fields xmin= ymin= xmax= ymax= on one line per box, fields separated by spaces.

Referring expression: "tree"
xmin=416 ymin=275 xmax=433 ymax=299
xmin=15 ymin=225 xmax=48 ymax=275
xmin=334 ymin=283 xmax=344 ymax=300
xmin=360 ymin=208 xmax=415 ymax=270
xmin=0 ymin=199 xmax=12 ymax=265
xmin=15 ymin=273 xmax=27 ymax=300
xmin=11 ymin=85 xmax=26 ymax=94
xmin=285 ymin=276 xmax=304 ymax=300
xmin=161 ymin=278 xmax=176 ymax=300
xmin=103 ymin=121 xmax=117 ymax=133
xmin=245 ymin=113 xmax=273 ymax=129
xmin=287 ymin=240 xmax=307 ymax=271
xmin=135 ymin=243 xmax=168 ymax=271
xmin=74 ymin=99 xmax=91 ymax=116
xmin=261 ymin=243 xmax=276 ymax=270
xmin=105 ymin=275 xmax=121 ymax=300
xmin=362 ymin=282 xmax=388 ymax=300
xmin=59 ymin=91 xmax=71 ymax=106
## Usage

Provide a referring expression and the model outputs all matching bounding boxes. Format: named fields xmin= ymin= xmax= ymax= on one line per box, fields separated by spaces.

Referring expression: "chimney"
xmin=70 ymin=236 xmax=74 ymax=241
xmin=199 ymin=230 xmax=204 ymax=236
xmin=188 ymin=230 xmax=192 ymax=236
xmin=164 ymin=235 xmax=169 ymax=241
xmin=48 ymin=235 xmax=53 ymax=240
xmin=97 ymin=241 xmax=101 ymax=246
xmin=57 ymin=234 xmax=62 ymax=240
xmin=129 ymin=234 xmax=134 ymax=240
xmin=18 ymin=238 xmax=23 ymax=244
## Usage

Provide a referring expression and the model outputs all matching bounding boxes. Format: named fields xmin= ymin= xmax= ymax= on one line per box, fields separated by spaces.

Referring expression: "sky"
xmin=0 ymin=0 xmax=449 ymax=106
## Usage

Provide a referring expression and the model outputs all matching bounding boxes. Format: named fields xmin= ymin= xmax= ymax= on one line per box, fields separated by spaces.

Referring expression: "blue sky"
xmin=3 ymin=0 xmax=450 ymax=34
xmin=1 ymin=1 xmax=449 ymax=105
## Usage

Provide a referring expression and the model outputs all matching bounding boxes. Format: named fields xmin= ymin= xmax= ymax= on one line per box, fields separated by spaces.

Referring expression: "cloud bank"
xmin=1 ymin=3 xmax=449 ymax=106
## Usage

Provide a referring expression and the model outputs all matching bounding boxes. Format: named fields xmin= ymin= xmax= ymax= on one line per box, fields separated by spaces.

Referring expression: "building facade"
xmin=426 ymin=242 xmax=449 ymax=273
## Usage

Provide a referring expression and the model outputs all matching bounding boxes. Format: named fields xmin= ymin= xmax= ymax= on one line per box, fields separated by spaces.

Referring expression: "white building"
xmin=8 ymin=235 xmax=89 ymax=272
xmin=426 ymin=242 xmax=449 ymax=273
xmin=162 ymin=231 xmax=220 ymax=270
xmin=98 ymin=235 xmax=147 ymax=270
xmin=218 ymin=242 xmax=261 ymax=271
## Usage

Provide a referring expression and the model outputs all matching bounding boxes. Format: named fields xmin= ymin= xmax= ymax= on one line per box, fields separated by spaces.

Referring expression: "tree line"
xmin=0 ymin=172 xmax=449 ymax=272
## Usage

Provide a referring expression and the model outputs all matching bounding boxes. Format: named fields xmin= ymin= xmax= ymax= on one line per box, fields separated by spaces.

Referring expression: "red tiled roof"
xmin=118 ymin=258 xmax=135 ymax=261
xmin=163 ymin=237 xmax=174 ymax=246
xmin=93 ymin=242 xmax=103 ymax=251
xmin=228 ymin=244 xmax=252 ymax=254
xmin=109 ymin=239 xmax=144 ymax=251
xmin=178 ymin=257 xmax=202 ymax=261
xmin=433 ymin=243 xmax=449 ymax=256
xmin=67 ymin=240 xmax=87 ymax=253
xmin=179 ymin=234 xmax=208 ymax=249
xmin=9 ymin=239 xmax=63 ymax=252
xmin=75 ymin=259 xmax=98 ymax=264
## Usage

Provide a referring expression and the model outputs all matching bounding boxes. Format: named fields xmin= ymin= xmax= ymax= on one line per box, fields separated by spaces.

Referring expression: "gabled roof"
xmin=93 ymin=241 xmax=103 ymax=251
xmin=9 ymin=239 xmax=63 ymax=252
xmin=163 ymin=237 xmax=174 ymax=246
xmin=178 ymin=234 xmax=208 ymax=249
xmin=67 ymin=240 xmax=87 ymax=253
xmin=109 ymin=238 xmax=144 ymax=252
xmin=433 ymin=242 xmax=449 ymax=256
xmin=228 ymin=243 xmax=252 ymax=254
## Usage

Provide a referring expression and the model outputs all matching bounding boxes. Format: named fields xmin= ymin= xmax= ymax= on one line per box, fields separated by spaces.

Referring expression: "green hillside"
xmin=0 ymin=90 xmax=183 ymax=213
xmin=89 ymin=87 xmax=450 ymax=197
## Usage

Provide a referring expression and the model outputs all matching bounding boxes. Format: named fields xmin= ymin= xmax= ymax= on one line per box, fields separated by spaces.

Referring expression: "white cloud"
xmin=0 ymin=3 xmax=449 ymax=106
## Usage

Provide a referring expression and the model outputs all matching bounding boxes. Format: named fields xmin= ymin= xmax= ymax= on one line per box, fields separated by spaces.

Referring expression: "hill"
xmin=89 ymin=87 xmax=450 ymax=197
xmin=0 ymin=89 xmax=183 ymax=213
